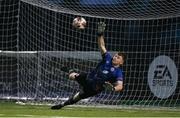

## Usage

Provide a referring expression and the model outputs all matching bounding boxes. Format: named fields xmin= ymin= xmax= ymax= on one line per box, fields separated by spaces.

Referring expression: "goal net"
xmin=0 ymin=0 xmax=179 ymax=109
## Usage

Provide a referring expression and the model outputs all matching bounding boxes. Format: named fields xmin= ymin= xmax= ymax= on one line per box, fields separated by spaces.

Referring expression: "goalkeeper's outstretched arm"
xmin=97 ymin=22 xmax=107 ymax=55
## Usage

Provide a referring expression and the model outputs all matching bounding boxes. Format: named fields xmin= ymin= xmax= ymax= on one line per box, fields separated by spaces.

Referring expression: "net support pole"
xmin=17 ymin=0 xmax=21 ymax=101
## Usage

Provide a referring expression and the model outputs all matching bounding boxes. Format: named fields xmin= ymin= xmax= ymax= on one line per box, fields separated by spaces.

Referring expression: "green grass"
xmin=0 ymin=101 xmax=180 ymax=117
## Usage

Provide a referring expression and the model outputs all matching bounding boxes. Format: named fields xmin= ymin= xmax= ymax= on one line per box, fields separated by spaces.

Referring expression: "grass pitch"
xmin=0 ymin=101 xmax=180 ymax=117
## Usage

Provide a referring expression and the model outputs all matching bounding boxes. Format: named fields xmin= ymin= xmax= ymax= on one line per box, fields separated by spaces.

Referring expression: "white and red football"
xmin=72 ymin=17 xmax=86 ymax=30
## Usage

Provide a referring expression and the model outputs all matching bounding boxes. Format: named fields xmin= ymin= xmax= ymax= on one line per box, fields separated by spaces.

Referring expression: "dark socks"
xmin=63 ymin=92 xmax=81 ymax=106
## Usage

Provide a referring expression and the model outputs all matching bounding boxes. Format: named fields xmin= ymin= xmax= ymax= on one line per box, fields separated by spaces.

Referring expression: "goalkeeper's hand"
xmin=103 ymin=81 xmax=115 ymax=91
xmin=97 ymin=22 xmax=106 ymax=36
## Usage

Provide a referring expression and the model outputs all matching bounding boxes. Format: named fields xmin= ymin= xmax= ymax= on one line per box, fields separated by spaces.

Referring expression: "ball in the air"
xmin=72 ymin=17 xmax=86 ymax=30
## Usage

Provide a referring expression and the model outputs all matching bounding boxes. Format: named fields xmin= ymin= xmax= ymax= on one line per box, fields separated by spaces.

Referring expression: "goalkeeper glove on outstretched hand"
xmin=97 ymin=22 xmax=106 ymax=36
xmin=103 ymin=82 xmax=115 ymax=91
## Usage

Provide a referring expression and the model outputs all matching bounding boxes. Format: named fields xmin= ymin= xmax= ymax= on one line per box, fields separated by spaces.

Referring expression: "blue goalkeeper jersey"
xmin=87 ymin=52 xmax=124 ymax=91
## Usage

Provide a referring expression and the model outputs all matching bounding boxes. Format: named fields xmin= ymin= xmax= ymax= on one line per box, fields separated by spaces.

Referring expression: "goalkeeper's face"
xmin=112 ymin=53 xmax=124 ymax=67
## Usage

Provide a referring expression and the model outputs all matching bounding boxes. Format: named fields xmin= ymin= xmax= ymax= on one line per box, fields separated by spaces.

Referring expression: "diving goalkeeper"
xmin=51 ymin=22 xmax=126 ymax=110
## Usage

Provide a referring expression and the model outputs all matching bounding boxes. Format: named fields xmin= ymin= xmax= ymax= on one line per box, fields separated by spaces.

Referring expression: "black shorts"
xmin=75 ymin=72 xmax=101 ymax=98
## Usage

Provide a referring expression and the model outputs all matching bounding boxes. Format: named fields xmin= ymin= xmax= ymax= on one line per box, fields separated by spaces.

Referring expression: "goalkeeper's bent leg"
xmin=63 ymin=91 xmax=82 ymax=106
xmin=63 ymin=89 xmax=96 ymax=107
xmin=69 ymin=72 xmax=79 ymax=80
xmin=51 ymin=91 xmax=83 ymax=110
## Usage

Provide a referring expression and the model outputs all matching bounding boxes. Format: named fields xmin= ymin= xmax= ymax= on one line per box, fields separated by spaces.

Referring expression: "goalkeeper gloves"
xmin=97 ymin=22 xmax=106 ymax=36
xmin=103 ymin=82 xmax=115 ymax=91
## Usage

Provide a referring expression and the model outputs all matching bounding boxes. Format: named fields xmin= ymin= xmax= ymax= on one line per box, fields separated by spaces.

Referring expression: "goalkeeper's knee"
xmin=69 ymin=72 xmax=79 ymax=80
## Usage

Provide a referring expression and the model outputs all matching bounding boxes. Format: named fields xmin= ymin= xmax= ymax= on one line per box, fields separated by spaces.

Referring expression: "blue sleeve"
xmin=102 ymin=52 xmax=112 ymax=62
xmin=116 ymin=70 xmax=123 ymax=81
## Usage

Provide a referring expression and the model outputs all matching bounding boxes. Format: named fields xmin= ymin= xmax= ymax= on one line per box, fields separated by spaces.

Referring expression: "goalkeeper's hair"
xmin=118 ymin=52 xmax=126 ymax=63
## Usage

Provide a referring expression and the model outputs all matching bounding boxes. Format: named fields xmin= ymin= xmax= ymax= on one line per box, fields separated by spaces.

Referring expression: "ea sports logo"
xmin=148 ymin=55 xmax=178 ymax=99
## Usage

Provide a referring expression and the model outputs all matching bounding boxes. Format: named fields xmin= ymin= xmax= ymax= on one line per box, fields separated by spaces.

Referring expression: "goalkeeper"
xmin=51 ymin=22 xmax=126 ymax=110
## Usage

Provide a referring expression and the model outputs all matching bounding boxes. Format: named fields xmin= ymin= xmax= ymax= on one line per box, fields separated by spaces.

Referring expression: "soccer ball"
xmin=72 ymin=17 xmax=86 ymax=30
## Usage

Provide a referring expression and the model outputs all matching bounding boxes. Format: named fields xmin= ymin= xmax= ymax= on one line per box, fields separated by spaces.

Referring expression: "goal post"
xmin=0 ymin=0 xmax=179 ymax=109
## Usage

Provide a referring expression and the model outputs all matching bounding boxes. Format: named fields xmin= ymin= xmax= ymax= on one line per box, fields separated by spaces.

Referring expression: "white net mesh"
xmin=0 ymin=0 xmax=180 ymax=109
xmin=21 ymin=0 xmax=179 ymax=19
xmin=0 ymin=0 xmax=19 ymax=98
